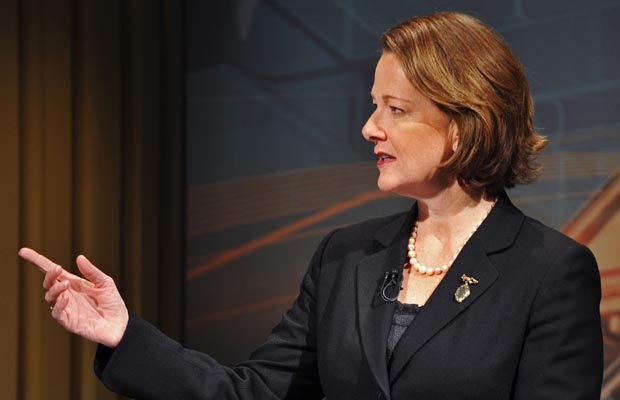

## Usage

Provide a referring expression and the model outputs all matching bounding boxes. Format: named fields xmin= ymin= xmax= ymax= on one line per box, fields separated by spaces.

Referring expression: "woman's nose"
xmin=361 ymin=112 xmax=386 ymax=143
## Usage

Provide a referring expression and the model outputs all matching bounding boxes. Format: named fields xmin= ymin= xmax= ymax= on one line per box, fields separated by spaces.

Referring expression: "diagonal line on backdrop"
xmin=186 ymin=190 xmax=390 ymax=280
xmin=187 ymin=293 xmax=299 ymax=328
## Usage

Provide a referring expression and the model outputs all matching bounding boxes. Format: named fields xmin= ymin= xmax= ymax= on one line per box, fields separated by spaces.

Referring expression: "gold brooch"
xmin=454 ymin=274 xmax=478 ymax=303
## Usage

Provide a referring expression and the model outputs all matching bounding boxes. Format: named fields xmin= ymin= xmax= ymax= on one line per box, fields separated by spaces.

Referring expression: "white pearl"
xmin=435 ymin=267 xmax=442 ymax=275
xmin=419 ymin=265 xmax=427 ymax=274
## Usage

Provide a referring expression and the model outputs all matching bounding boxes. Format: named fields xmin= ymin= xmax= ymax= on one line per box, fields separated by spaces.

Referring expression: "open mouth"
xmin=376 ymin=152 xmax=396 ymax=166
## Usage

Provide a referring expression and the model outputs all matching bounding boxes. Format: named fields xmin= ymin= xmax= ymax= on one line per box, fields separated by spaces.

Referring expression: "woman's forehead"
xmin=371 ymin=53 xmax=422 ymax=102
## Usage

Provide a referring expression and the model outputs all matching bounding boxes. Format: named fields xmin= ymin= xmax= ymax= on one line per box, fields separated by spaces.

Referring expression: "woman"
xmin=20 ymin=12 xmax=602 ymax=399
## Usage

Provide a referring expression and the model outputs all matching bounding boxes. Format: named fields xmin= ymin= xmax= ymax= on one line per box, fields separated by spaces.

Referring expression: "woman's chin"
xmin=377 ymin=179 xmax=404 ymax=195
xmin=376 ymin=178 xmax=392 ymax=193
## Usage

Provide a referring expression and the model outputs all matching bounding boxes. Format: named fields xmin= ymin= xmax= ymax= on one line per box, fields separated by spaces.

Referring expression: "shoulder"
xmin=519 ymin=214 xmax=596 ymax=267
xmin=482 ymin=194 xmax=599 ymax=293
xmin=330 ymin=211 xmax=407 ymax=242
xmin=499 ymin=210 xmax=600 ymax=303
xmin=305 ymin=209 xmax=410 ymax=276
xmin=487 ymin=193 xmax=595 ymax=268
xmin=323 ymin=211 xmax=411 ymax=254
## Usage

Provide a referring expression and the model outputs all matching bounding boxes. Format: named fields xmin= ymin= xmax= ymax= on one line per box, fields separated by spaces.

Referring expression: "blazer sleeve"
xmin=93 ymin=230 xmax=338 ymax=400
xmin=512 ymin=243 xmax=603 ymax=399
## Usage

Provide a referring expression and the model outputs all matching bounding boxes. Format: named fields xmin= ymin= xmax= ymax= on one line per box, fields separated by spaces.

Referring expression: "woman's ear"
xmin=450 ymin=119 xmax=459 ymax=152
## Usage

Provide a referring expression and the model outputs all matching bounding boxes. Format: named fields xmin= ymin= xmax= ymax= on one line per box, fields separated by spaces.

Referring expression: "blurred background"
xmin=2 ymin=0 xmax=619 ymax=399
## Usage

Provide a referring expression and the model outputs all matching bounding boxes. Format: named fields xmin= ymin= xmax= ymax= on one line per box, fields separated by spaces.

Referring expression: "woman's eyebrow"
xmin=384 ymin=95 xmax=414 ymax=103
xmin=370 ymin=93 xmax=414 ymax=104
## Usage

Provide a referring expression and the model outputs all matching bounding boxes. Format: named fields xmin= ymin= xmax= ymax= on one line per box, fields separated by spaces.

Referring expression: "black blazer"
xmin=95 ymin=193 xmax=603 ymax=399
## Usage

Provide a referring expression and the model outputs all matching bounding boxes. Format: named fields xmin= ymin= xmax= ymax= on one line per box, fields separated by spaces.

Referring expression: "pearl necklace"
xmin=407 ymin=199 xmax=497 ymax=276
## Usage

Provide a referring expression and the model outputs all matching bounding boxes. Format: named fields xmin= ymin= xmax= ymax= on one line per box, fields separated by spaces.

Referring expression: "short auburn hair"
xmin=381 ymin=12 xmax=547 ymax=197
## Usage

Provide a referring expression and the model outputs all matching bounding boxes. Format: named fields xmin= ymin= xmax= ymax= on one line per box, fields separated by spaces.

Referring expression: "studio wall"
xmin=185 ymin=0 xmax=620 ymax=396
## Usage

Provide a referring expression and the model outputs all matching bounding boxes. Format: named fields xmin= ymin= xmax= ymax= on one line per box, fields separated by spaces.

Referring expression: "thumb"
xmin=76 ymin=255 xmax=110 ymax=286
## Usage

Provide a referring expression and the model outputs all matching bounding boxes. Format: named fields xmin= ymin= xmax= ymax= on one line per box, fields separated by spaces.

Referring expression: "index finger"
xmin=19 ymin=247 xmax=60 ymax=274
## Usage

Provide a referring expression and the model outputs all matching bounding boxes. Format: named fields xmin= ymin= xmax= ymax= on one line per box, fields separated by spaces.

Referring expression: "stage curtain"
xmin=0 ymin=0 xmax=184 ymax=399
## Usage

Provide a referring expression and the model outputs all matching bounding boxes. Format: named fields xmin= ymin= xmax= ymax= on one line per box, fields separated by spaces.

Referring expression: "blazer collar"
xmin=356 ymin=193 xmax=525 ymax=391
xmin=371 ymin=191 xmax=522 ymax=252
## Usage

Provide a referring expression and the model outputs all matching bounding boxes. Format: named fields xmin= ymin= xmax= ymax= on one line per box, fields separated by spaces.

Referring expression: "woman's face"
xmin=362 ymin=52 xmax=457 ymax=199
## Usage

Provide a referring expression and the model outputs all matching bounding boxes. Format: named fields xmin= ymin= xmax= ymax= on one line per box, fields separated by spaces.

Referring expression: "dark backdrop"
xmin=185 ymin=0 xmax=620 ymax=395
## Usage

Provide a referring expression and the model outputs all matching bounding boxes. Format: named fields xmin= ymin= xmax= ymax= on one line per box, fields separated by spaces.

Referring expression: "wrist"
xmin=104 ymin=309 xmax=129 ymax=348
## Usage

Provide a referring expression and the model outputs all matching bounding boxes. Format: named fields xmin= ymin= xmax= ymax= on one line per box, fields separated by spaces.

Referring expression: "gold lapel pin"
xmin=454 ymin=274 xmax=479 ymax=303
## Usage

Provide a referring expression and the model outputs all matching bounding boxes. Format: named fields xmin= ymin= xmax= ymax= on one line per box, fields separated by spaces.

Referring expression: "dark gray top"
xmin=386 ymin=302 xmax=420 ymax=364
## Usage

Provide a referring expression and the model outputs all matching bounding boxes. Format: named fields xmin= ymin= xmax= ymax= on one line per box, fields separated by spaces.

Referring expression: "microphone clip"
xmin=381 ymin=269 xmax=403 ymax=302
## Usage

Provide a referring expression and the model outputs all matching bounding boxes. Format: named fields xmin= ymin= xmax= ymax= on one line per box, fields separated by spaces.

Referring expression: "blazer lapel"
xmin=388 ymin=193 xmax=525 ymax=382
xmin=356 ymin=204 xmax=417 ymax=399
xmin=387 ymin=234 xmax=499 ymax=381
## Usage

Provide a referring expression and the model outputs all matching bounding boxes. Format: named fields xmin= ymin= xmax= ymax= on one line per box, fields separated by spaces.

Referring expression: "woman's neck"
xmin=414 ymin=186 xmax=496 ymax=239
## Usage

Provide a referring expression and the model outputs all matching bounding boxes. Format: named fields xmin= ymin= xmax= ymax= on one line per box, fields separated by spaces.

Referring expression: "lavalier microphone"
xmin=381 ymin=269 xmax=403 ymax=302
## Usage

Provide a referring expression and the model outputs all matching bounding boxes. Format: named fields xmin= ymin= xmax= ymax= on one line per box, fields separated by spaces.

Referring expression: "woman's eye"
xmin=390 ymin=106 xmax=403 ymax=114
